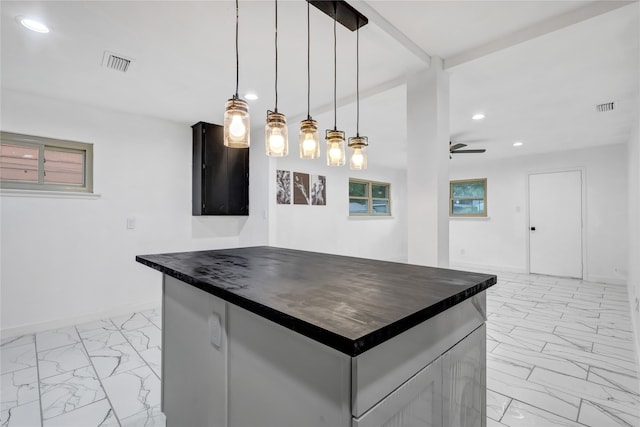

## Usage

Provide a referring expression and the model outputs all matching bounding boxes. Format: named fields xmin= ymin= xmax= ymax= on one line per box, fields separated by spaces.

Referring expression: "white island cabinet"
xmin=137 ymin=247 xmax=495 ymax=427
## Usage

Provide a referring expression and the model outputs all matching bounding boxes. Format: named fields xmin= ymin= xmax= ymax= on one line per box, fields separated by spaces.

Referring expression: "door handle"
xmin=530 ymin=227 xmax=536 ymax=231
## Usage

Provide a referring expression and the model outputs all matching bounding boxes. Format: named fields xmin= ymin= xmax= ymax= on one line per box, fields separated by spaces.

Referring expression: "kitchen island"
xmin=136 ymin=246 xmax=496 ymax=427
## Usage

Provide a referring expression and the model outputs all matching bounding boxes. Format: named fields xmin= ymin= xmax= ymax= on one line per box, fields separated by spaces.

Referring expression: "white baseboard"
xmin=448 ymin=262 xmax=628 ymax=286
xmin=584 ymin=274 xmax=627 ymax=286
xmin=1 ymin=299 xmax=161 ymax=340
xmin=448 ymin=261 xmax=526 ymax=275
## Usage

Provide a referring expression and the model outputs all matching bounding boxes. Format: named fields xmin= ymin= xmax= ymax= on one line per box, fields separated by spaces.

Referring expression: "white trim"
xmin=348 ymin=216 xmax=395 ymax=220
xmin=449 ymin=216 xmax=491 ymax=221
xmin=0 ymin=299 xmax=160 ymax=339
xmin=449 ymin=261 xmax=526 ymax=275
xmin=0 ymin=188 xmax=101 ymax=199
xmin=584 ymin=274 xmax=627 ymax=286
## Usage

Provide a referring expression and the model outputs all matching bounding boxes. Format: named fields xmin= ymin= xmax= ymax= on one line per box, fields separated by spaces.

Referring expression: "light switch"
xmin=126 ymin=217 xmax=136 ymax=229
xmin=209 ymin=313 xmax=222 ymax=348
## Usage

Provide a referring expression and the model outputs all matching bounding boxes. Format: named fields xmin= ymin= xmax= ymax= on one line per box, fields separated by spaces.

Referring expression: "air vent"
xmin=596 ymin=101 xmax=616 ymax=113
xmin=102 ymin=51 xmax=133 ymax=73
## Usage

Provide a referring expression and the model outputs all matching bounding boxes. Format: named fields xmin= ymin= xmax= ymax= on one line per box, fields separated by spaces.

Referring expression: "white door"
xmin=529 ymin=171 xmax=583 ymax=278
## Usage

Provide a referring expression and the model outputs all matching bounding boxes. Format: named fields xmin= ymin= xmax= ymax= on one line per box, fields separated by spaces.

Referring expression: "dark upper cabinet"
xmin=192 ymin=121 xmax=249 ymax=216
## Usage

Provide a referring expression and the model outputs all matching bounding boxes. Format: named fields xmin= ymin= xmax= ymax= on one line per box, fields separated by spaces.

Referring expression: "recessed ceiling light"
xmin=23 ymin=154 xmax=34 ymax=158
xmin=18 ymin=17 xmax=50 ymax=33
xmin=472 ymin=113 xmax=485 ymax=121
xmin=244 ymin=93 xmax=258 ymax=101
xmin=513 ymin=141 xmax=524 ymax=147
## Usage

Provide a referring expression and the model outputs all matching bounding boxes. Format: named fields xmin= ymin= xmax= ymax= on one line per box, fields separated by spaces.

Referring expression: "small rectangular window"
xmin=1 ymin=132 xmax=93 ymax=193
xmin=349 ymin=179 xmax=391 ymax=216
xmin=450 ymin=178 xmax=487 ymax=217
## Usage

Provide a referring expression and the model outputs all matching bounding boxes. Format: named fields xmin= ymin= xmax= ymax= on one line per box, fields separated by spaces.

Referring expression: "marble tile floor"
xmin=484 ymin=271 xmax=640 ymax=427
xmin=1 ymin=272 xmax=639 ymax=426
xmin=1 ymin=310 xmax=164 ymax=427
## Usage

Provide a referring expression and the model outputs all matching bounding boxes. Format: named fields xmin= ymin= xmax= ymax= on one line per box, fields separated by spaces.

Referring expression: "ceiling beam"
xmin=350 ymin=0 xmax=431 ymax=66
xmin=445 ymin=0 xmax=635 ymax=69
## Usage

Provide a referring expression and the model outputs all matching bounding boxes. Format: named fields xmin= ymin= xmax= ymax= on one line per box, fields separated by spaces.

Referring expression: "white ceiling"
xmin=360 ymin=0 xmax=597 ymax=59
xmin=1 ymin=1 xmax=638 ymax=168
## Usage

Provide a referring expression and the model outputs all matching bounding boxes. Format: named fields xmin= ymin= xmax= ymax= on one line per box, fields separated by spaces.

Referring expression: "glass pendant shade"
xmin=224 ymin=98 xmax=250 ymax=148
xmin=265 ymin=111 xmax=288 ymax=157
xmin=326 ymin=129 xmax=346 ymax=166
xmin=348 ymin=136 xmax=368 ymax=170
xmin=299 ymin=119 xmax=320 ymax=159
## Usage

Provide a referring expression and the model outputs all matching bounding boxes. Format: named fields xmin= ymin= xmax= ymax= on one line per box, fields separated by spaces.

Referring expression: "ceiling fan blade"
xmin=450 ymin=143 xmax=467 ymax=151
xmin=452 ymin=149 xmax=486 ymax=154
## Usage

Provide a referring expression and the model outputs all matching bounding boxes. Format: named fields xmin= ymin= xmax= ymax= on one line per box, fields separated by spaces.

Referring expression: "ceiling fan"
xmin=449 ymin=141 xmax=486 ymax=159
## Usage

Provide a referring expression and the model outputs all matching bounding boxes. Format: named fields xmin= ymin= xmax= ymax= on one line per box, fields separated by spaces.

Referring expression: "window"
xmin=450 ymin=178 xmax=487 ymax=217
xmin=349 ymin=179 xmax=391 ymax=216
xmin=1 ymin=131 xmax=93 ymax=193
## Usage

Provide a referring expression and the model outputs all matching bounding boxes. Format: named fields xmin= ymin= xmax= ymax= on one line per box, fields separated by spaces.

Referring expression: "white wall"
xmin=0 ymin=89 xmax=268 ymax=335
xmin=270 ymin=153 xmax=408 ymax=263
xmin=627 ymin=114 xmax=640 ymax=364
xmin=449 ymin=144 xmax=628 ymax=284
xmin=0 ymin=88 xmax=406 ymax=335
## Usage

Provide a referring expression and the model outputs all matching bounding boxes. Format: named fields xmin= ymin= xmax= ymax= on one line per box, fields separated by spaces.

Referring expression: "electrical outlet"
xmin=460 ymin=249 xmax=465 ymax=255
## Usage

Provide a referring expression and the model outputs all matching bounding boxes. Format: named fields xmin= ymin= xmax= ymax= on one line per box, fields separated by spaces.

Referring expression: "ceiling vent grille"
xmin=596 ymin=101 xmax=616 ymax=113
xmin=102 ymin=51 xmax=133 ymax=73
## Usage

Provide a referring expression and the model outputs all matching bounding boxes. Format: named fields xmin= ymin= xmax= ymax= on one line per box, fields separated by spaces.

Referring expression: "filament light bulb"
xmin=269 ymin=128 xmax=285 ymax=154
xmin=229 ymin=114 xmax=246 ymax=138
xmin=265 ymin=111 xmax=288 ymax=157
xmin=224 ymin=98 xmax=250 ymax=148
xmin=303 ymin=133 xmax=316 ymax=154
xmin=351 ymin=148 xmax=364 ymax=167
xmin=329 ymin=144 xmax=342 ymax=161
xmin=299 ymin=119 xmax=320 ymax=159
xmin=348 ymin=136 xmax=368 ymax=170
xmin=325 ymin=129 xmax=346 ymax=166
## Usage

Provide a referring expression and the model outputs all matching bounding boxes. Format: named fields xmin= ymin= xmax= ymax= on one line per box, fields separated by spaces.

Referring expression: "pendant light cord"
xmin=307 ymin=0 xmax=311 ymax=120
xmin=274 ymin=0 xmax=279 ymax=112
xmin=235 ymin=0 xmax=239 ymax=99
xmin=356 ymin=24 xmax=360 ymax=136
xmin=333 ymin=4 xmax=337 ymax=130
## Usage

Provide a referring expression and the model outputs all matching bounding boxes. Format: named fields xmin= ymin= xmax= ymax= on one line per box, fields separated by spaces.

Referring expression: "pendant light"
xmin=265 ymin=0 xmax=288 ymax=157
xmin=348 ymin=23 xmax=368 ymax=170
xmin=326 ymin=4 xmax=346 ymax=167
xmin=299 ymin=0 xmax=320 ymax=159
xmin=224 ymin=0 xmax=250 ymax=148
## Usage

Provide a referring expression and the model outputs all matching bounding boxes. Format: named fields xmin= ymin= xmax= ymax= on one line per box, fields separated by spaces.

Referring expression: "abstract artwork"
xmin=276 ymin=170 xmax=291 ymax=204
xmin=293 ymin=172 xmax=310 ymax=205
xmin=311 ymin=175 xmax=326 ymax=206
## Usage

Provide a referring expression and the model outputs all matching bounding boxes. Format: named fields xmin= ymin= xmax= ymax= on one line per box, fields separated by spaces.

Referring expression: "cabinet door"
xmin=442 ymin=325 xmax=486 ymax=427
xmin=226 ymin=145 xmax=249 ymax=215
xmin=202 ymin=123 xmax=228 ymax=215
xmin=353 ymin=357 xmax=443 ymax=427
xmin=163 ymin=275 xmax=228 ymax=427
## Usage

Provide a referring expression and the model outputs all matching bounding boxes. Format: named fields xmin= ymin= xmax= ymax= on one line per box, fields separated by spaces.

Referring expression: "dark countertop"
xmin=136 ymin=246 xmax=496 ymax=356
